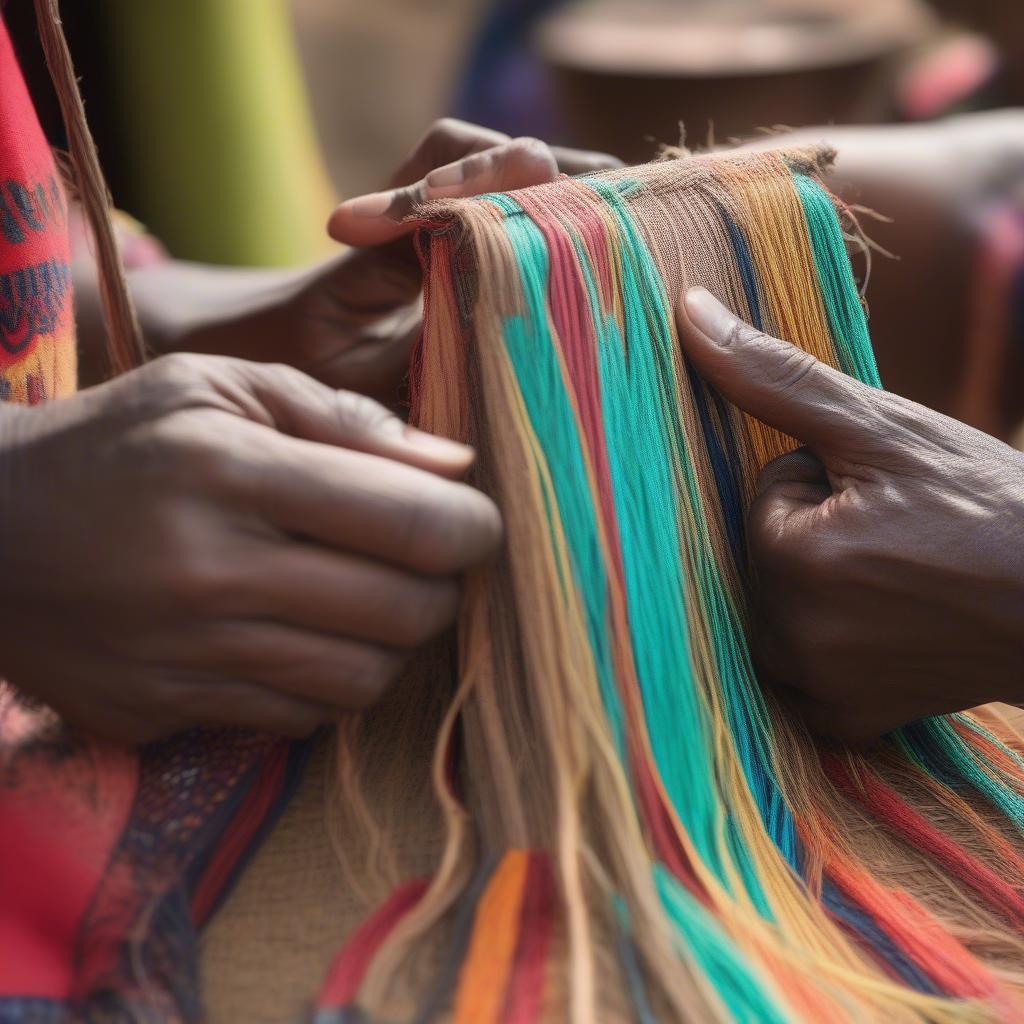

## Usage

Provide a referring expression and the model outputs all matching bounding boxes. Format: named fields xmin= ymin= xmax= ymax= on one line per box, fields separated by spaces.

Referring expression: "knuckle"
xmin=510 ymin=135 xmax=553 ymax=160
xmin=115 ymin=353 xmax=221 ymax=425
xmin=255 ymin=360 xmax=310 ymax=391
xmin=767 ymin=344 xmax=819 ymax=396
xmin=165 ymin=547 xmax=242 ymax=613
xmin=243 ymin=360 xmax=328 ymax=417
xmin=146 ymin=351 xmax=210 ymax=386
xmin=510 ymin=135 xmax=547 ymax=155
xmin=116 ymin=402 xmax=251 ymax=496
xmin=333 ymin=389 xmax=395 ymax=432
xmin=723 ymin=320 xmax=822 ymax=398
xmin=722 ymin=319 xmax=763 ymax=351
xmin=507 ymin=137 xmax=558 ymax=177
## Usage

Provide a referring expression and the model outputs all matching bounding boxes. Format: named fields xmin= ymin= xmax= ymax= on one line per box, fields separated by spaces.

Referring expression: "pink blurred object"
xmin=896 ymin=33 xmax=999 ymax=120
xmin=68 ymin=204 xmax=168 ymax=271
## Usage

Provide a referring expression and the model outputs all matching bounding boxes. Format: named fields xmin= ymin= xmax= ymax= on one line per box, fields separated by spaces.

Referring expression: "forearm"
xmin=72 ymin=257 xmax=311 ymax=385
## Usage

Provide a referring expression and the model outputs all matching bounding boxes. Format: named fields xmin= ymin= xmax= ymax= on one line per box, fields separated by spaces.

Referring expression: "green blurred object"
xmin=103 ymin=0 xmax=336 ymax=266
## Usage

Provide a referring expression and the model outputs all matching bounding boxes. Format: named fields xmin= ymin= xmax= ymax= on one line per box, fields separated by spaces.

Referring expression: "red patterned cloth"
xmin=0 ymin=12 xmax=75 ymax=403
xmin=0 ymin=17 xmax=309 ymax=1021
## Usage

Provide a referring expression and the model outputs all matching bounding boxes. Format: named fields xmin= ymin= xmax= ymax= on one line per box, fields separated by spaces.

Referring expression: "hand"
xmin=0 ymin=355 xmax=501 ymax=743
xmin=678 ymin=286 xmax=1024 ymax=742
xmin=111 ymin=120 xmax=621 ymax=403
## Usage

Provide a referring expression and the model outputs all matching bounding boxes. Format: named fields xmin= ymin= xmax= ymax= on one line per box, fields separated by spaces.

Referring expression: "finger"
xmin=329 ymin=137 xmax=566 ymax=247
xmin=163 ymin=674 xmax=334 ymax=737
xmin=221 ymin=361 xmax=475 ymax=479
xmin=755 ymin=447 xmax=832 ymax=508
xmin=388 ymin=118 xmax=510 ymax=188
xmin=677 ymin=286 xmax=882 ymax=456
xmin=178 ymin=623 xmax=407 ymax=711
xmin=549 ymin=145 xmax=624 ymax=175
xmin=384 ymin=120 xmax=620 ymax=187
xmin=756 ymin=447 xmax=828 ymax=491
xmin=328 ymin=118 xmax=510 ymax=246
xmin=250 ymin=434 xmax=503 ymax=576
xmin=240 ymin=542 xmax=460 ymax=647
xmin=749 ymin=473 xmax=832 ymax=578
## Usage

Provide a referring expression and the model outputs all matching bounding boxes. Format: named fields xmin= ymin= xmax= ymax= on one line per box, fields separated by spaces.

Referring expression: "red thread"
xmin=824 ymin=753 xmax=1024 ymax=933
xmin=315 ymin=879 xmax=429 ymax=1008
xmin=501 ymin=853 xmax=555 ymax=1024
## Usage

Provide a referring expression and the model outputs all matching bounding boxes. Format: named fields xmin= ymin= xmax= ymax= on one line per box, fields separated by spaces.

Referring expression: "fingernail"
xmin=339 ymin=190 xmax=395 ymax=219
xmin=685 ymin=286 xmax=736 ymax=345
xmin=403 ymin=425 xmax=475 ymax=462
xmin=425 ymin=161 xmax=466 ymax=190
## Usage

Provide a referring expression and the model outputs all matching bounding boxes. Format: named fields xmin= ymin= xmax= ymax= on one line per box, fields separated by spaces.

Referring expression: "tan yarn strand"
xmin=33 ymin=0 xmax=145 ymax=376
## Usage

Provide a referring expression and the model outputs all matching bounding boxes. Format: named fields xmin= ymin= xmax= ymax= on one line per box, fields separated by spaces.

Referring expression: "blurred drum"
xmin=536 ymin=0 xmax=935 ymax=160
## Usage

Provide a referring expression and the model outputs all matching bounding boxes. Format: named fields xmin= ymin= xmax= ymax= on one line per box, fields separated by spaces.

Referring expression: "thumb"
xmin=214 ymin=358 xmax=475 ymax=479
xmin=328 ymin=137 xmax=562 ymax=248
xmin=677 ymin=286 xmax=880 ymax=456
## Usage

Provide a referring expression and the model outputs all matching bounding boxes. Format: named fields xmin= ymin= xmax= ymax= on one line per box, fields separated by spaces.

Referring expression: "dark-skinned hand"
xmin=0 ymin=354 xmax=501 ymax=743
xmin=78 ymin=119 xmax=621 ymax=402
xmin=678 ymin=286 xmax=1024 ymax=742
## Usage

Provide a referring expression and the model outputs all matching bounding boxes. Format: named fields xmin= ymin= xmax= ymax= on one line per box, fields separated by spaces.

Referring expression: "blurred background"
xmin=5 ymin=0 xmax=1022 ymax=263
xmin=5 ymin=0 xmax=1024 ymax=438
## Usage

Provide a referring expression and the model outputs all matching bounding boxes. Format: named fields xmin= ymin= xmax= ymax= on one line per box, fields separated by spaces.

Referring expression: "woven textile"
xmin=6 ymin=141 xmax=1024 ymax=1023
